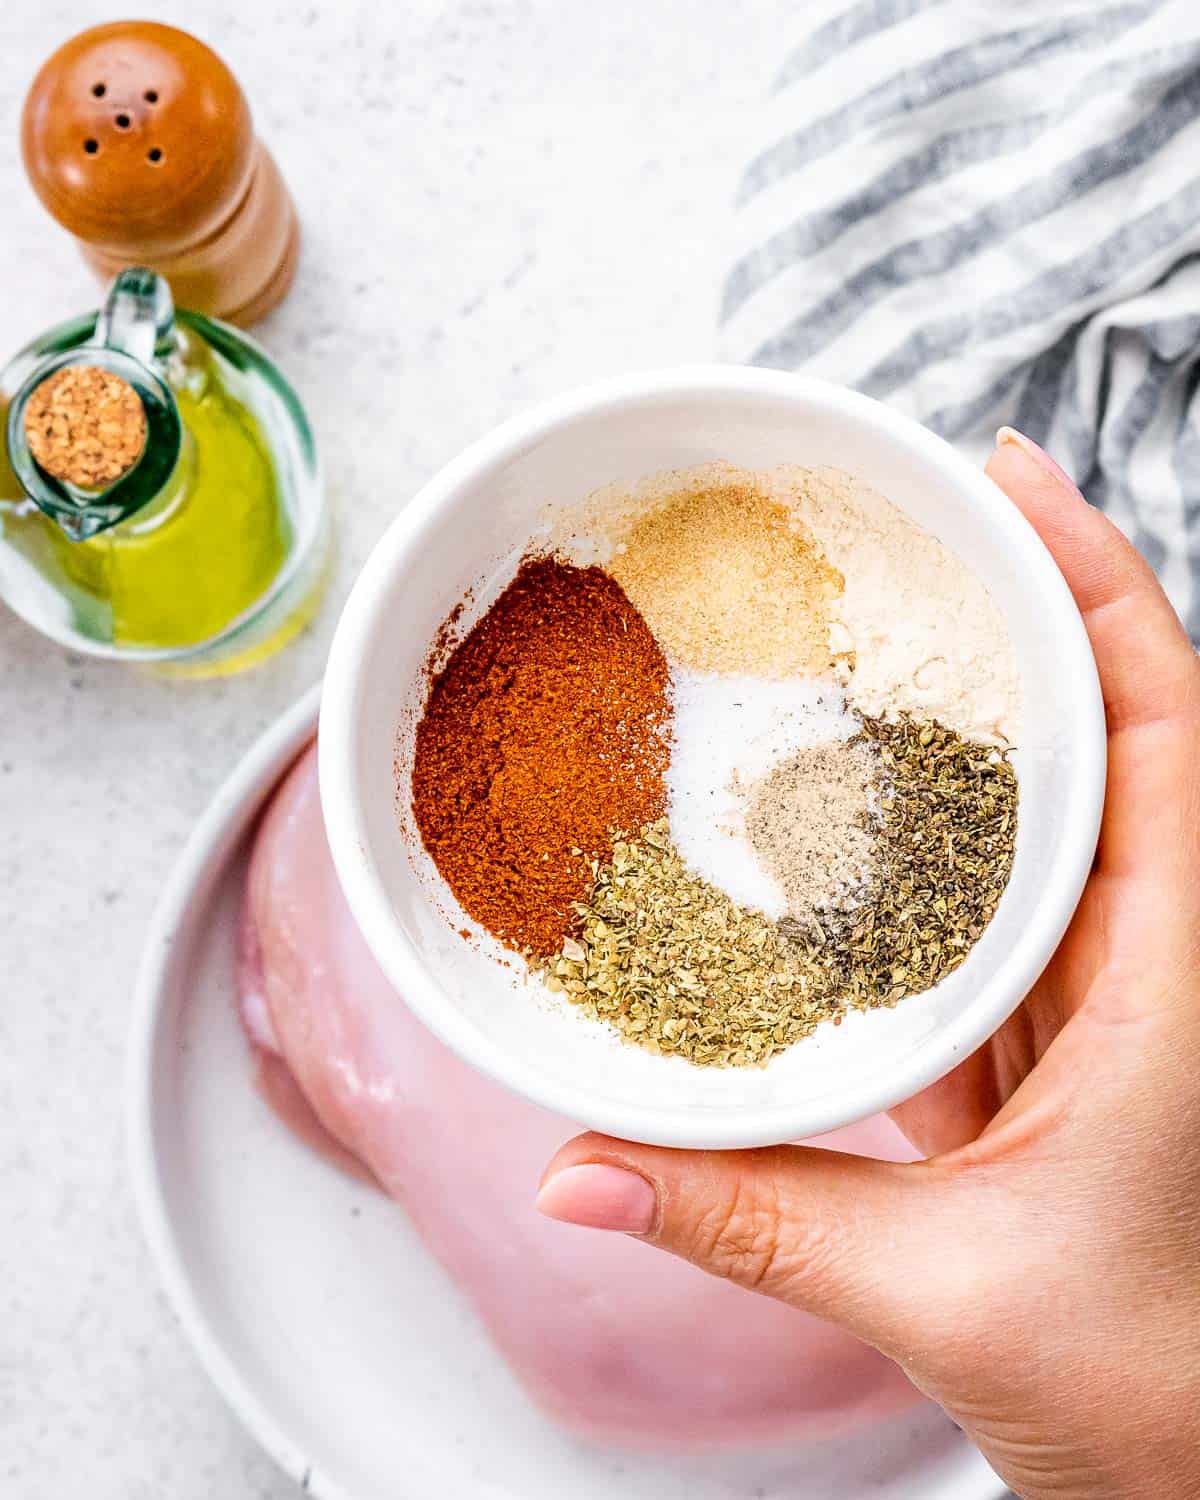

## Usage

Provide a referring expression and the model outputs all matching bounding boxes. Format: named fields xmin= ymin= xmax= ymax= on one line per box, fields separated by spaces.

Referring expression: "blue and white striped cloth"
xmin=721 ymin=0 xmax=1200 ymax=640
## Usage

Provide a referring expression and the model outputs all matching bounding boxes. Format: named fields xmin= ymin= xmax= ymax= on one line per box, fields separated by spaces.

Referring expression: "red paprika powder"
xmin=411 ymin=556 xmax=672 ymax=956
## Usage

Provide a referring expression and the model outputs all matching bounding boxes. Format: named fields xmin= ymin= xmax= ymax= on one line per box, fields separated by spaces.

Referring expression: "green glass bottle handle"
xmin=5 ymin=269 xmax=183 ymax=541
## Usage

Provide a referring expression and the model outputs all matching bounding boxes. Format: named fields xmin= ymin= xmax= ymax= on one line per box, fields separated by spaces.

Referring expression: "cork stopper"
xmin=24 ymin=365 xmax=147 ymax=488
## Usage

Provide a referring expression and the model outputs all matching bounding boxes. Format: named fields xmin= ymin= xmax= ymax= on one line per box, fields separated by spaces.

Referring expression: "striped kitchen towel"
xmin=721 ymin=0 xmax=1200 ymax=638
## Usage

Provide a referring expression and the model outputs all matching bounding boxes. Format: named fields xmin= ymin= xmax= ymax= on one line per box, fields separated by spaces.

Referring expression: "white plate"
xmin=127 ymin=687 xmax=1009 ymax=1500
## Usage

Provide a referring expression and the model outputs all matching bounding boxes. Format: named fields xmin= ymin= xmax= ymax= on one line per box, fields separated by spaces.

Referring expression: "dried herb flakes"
xmin=806 ymin=713 xmax=1018 ymax=1007
xmin=542 ymin=820 xmax=836 ymax=1068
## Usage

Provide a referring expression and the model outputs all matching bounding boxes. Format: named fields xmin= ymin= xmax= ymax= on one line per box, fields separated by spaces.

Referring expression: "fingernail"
xmin=995 ymin=426 xmax=1077 ymax=490
xmin=536 ymin=1163 xmax=658 ymax=1233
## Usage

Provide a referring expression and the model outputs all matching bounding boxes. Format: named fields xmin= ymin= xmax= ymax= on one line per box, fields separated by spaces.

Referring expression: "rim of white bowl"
xmin=320 ymin=364 xmax=1106 ymax=1151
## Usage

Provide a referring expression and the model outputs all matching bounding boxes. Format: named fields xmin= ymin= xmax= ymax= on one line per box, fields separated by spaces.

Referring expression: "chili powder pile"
xmin=411 ymin=556 xmax=672 ymax=956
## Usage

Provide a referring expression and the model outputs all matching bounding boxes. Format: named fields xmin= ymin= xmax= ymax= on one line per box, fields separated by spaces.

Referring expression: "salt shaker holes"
xmin=83 ymin=138 xmax=98 ymax=154
xmin=22 ymin=19 xmax=302 ymax=324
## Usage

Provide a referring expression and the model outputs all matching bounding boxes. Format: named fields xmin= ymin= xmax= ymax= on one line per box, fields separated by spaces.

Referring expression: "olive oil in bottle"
xmin=0 ymin=268 xmax=327 ymax=673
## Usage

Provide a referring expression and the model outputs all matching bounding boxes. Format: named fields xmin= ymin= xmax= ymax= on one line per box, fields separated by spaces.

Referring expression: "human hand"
xmin=536 ymin=428 xmax=1200 ymax=1500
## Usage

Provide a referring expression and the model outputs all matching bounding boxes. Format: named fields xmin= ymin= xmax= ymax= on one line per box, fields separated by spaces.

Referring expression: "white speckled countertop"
xmin=0 ymin=2 xmax=782 ymax=1493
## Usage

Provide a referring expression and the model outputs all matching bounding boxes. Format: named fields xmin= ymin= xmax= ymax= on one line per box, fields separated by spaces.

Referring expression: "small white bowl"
xmin=320 ymin=365 xmax=1105 ymax=1150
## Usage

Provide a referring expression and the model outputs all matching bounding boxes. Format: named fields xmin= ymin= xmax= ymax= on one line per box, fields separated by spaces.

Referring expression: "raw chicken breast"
xmin=239 ymin=742 xmax=922 ymax=1450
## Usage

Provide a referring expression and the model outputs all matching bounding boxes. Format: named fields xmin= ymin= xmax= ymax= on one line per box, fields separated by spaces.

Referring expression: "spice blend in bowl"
xmin=320 ymin=367 xmax=1104 ymax=1148
xmin=408 ymin=461 xmax=1021 ymax=1069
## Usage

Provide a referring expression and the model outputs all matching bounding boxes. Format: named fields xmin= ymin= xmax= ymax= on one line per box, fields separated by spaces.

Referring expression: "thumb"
xmin=536 ymin=1133 xmax=976 ymax=1357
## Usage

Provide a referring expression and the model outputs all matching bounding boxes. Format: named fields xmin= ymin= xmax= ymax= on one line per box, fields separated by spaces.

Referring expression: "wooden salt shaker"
xmin=21 ymin=21 xmax=299 ymax=326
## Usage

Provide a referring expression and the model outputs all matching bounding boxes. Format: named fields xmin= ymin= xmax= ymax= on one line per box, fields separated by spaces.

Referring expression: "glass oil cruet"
xmin=0 ymin=268 xmax=328 ymax=674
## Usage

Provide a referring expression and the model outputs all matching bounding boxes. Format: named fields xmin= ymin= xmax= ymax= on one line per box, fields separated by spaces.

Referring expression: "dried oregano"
xmin=545 ymin=714 xmax=1017 ymax=1068
xmin=787 ymin=713 xmax=1018 ymax=1007
xmin=541 ymin=821 xmax=842 ymax=1067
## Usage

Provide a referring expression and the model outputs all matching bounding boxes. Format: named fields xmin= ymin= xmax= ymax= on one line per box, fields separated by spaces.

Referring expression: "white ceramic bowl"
xmin=320 ymin=365 xmax=1105 ymax=1150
